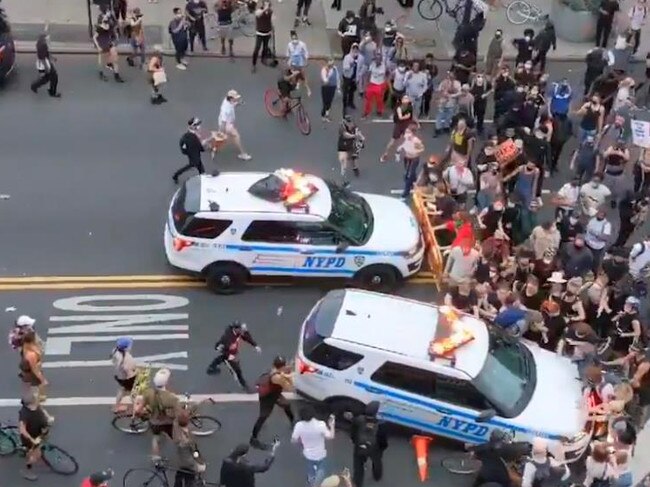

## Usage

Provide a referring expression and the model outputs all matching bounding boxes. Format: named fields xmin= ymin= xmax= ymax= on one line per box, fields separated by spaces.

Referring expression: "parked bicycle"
xmin=123 ymin=458 xmax=219 ymax=487
xmin=506 ymin=0 xmax=549 ymax=25
xmin=0 ymin=424 xmax=79 ymax=475
xmin=206 ymin=0 xmax=256 ymax=39
xmin=417 ymin=0 xmax=482 ymax=23
xmin=264 ymin=89 xmax=312 ymax=136
xmin=112 ymin=393 xmax=221 ymax=436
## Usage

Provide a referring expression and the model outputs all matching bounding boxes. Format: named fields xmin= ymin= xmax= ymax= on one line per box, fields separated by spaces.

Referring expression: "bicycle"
xmin=123 ymin=458 xmax=219 ymax=487
xmin=506 ymin=0 xmax=549 ymax=25
xmin=264 ymin=89 xmax=312 ymax=136
xmin=206 ymin=1 xmax=256 ymax=39
xmin=112 ymin=393 xmax=221 ymax=436
xmin=0 ymin=425 xmax=79 ymax=475
xmin=417 ymin=0 xmax=481 ymax=23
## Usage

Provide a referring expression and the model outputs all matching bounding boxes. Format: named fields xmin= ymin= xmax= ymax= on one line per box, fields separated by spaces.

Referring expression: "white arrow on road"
xmin=43 ymin=352 xmax=189 ymax=371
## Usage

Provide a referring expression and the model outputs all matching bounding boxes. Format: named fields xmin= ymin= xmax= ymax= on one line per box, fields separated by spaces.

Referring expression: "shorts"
xmin=150 ymin=423 xmax=174 ymax=438
xmin=114 ymin=375 xmax=136 ymax=392
xmin=392 ymin=123 xmax=408 ymax=140
xmin=278 ymin=80 xmax=295 ymax=98
xmin=21 ymin=435 xmax=39 ymax=450
xmin=218 ymin=23 xmax=233 ymax=39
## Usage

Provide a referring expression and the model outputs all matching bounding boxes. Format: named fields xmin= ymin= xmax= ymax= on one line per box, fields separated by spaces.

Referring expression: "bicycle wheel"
xmin=441 ymin=454 xmax=482 ymax=475
xmin=190 ymin=415 xmax=222 ymax=437
xmin=296 ymin=104 xmax=312 ymax=136
xmin=112 ymin=413 xmax=150 ymax=434
xmin=238 ymin=12 xmax=256 ymax=37
xmin=123 ymin=468 xmax=167 ymax=487
xmin=0 ymin=427 xmax=18 ymax=456
xmin=417 ymin=0 xmax=443 ymax=20
xmin=41 ymin=444 xmax=79 ymax=475
xmin=264 ymin=89 xmax=285 ymax=118
xmin=506 ymin=0 xmax=531 ymax=24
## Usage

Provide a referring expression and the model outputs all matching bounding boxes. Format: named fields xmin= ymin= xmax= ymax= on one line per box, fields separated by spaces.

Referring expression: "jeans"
xmin=595 ymin=17 xmax=613 ymax=48
xmin=31 ymin=68 xmax=59 ymax=95
xmin=402 ymin=158 xmax=419 ymax=198
xmin=252 ymin=34 xmax=271 ymax=66
xmin=306 ymin=458 xmax=326 ymax=487
xmin=435 ymin=105 xmax=455 ymax=131
xmin=321 ymin=85 xmax=336 ymax=117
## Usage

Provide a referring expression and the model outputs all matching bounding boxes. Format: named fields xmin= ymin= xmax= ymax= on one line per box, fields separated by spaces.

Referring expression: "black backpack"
xmin=256 ymin=372 xmax=276 ymax=397
xmin=356 ymin=420 xmax=378 ymax=452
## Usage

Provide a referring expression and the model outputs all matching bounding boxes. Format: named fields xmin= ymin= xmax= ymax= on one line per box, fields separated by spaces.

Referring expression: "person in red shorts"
xmin=81 ymin=469 xmax=113 ymax=487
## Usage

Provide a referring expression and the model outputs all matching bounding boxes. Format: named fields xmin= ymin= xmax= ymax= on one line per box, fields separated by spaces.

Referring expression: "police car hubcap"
xmin=371 ymin=275 xmax=382 ymax=284
xmin=220 ymin=276 xmax=231 ymax=285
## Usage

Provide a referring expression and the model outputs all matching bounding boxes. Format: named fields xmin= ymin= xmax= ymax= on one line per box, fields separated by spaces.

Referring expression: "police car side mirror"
xmin=475 ymin=408 xmax=496 ymax=423
xmin=336 ymin=241 xmax=350 ymax=253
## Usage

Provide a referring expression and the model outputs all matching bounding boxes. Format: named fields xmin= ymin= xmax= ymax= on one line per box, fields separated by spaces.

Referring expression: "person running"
xmin=206 ymin=320 xmax=261 ymax=392
xmin=174 ymin=117 xmax=212 ymax=183
xmin=111 ymin=337 xmax=137 ymax=412
xmin=18 ymin=390 xmax=51 ymax=481
xmin=30 ymin=33 xmax=60 ymax=98
xmin=134 ymin=368 xmax=180 ymax=459
xmin=147 ymin=46 xmax=167 ymax=105
xmin=250 ymin=356 xmax=295 ymax=449
xmin=380 ymin=94 xmax=414 ymax=163
xmin=218 ymin=89 xmax=252 ymax=160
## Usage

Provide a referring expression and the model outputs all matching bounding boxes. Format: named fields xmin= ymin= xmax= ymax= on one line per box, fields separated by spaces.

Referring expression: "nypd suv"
xmin=164 ymin=170 xmax=424 ymax=293
xmin=294 ymin=289 xmax=592 ymax=463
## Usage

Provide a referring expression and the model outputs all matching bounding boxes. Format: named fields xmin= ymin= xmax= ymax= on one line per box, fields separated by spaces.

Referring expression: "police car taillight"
xmin=296 ymin=357 xmax=317 ymax=375
xmin=173 ymin=237 xmax=193 ymax=252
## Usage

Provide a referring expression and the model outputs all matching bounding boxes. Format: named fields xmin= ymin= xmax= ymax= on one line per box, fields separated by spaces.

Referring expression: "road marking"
xmin=43 ymin=352 xmax=189 ymax=371
xmin=46 ymin=334 xmax=190 ymax=354
xmin=371 ymin=119 xmax=494 ymax=124
xmin=390 ymin=189 xmax=552 ymax=195
xmin=0 ymin=392 xmax=299 ymax=408
xmin=0 ymin=275 xmax=195 ymax=283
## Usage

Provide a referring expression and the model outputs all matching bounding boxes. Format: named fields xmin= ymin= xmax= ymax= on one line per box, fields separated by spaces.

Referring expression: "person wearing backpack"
xmin=350 ymin=401 xmax=387 ymax=487
xmin=291 ymin=406 xmax=335 ymax=487
xmin=584 ymin=443 xmax=616 ymax=487
xmin=249 ymin=356 xmax=295 ymax=449
xmin=520 ymin=438 xmax=568 ymax=487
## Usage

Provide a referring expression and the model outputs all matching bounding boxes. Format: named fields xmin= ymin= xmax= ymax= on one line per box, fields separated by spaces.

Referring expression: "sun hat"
xmin=547 ymin=271 xmax=566 ymax=284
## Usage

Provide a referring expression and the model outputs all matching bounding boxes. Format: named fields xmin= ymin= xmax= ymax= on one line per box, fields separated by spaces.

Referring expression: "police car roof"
xmin=195 ymin=172 xmax=332 ymax=217
xmin=326 ymin=289 xmax=489 ymax=379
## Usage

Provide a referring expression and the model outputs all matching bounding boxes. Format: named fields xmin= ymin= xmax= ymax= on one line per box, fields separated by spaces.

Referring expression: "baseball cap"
xmin=89 ymin=469 xmax=114 ymax=486
xmin=153 ymin=368 xmax=171 ymax=388
xmin=16 ymin=315 xmax=36 ymax=327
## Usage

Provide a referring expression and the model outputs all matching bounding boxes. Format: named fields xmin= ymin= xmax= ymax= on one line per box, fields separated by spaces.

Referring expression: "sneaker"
xmin=46 ymin=415 xmax=55 ymax=425
xmin=21 ymin=469 xmax=38 ymax=481
xmin=114 ymin=73 xmax=125 ymax=83
xmin=303 ymin=17 xmax=311 ymax=26
xmin=158 ymin=95 xmax=168 ymax=104
xmin=181 ymin=59 xmax=189 ymax=66
xmin=238 ymin=153 xmax=252 ymax=161
xmin=206 ymin=367 xmax=221 ymax=375
xmin=126 ymin=57 xmax=135 ymax=67
xmin=293 ymin=18 xmax=300 ymax=28
xmin=176 ymin=64 xmax=187 ymax=70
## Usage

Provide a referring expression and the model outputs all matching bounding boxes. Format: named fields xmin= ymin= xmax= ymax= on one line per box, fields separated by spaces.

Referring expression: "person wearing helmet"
xmin=611 ymin=296 xmax=642 ymax=356
xmin=250 ymin=355 xmax=295 ymax=449
xmin=134 ymin=367 xmax=180 ymax=459
xmin=111 ymin=337 xmax=137 ymax=412
xmin=206 ymin=320 xmax=260 ymax=392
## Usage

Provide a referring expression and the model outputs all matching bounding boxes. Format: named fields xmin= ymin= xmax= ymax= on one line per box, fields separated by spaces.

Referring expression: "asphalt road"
xmin=0 ymin=55 xmax=648 ymax=486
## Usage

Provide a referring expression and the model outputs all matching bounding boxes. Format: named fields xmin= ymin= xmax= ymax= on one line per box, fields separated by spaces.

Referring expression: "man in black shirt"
xmin=493 ymin=67 xmax=516 ymax=121
xmin=596 ymin=0 xmax=619 ymax=48
xmin=512 ymin=28 xmax=534 ymax=65
xmin=19 ymin=391 xmax=50 ymax=481
xmin=584 ymin=48 xmax=607 ymax=95
xmin=220 ymin=442 xmax=276 ymax=487
xmin=173 ymin=117 xmax=210 ymax=183
xmin=186 ymin=0 xmax=209 ymax=52
xmin=252 ymin=1 xmax=274 ymax=72
xmin=532 ymin=21 xmax=556 ymax=72
xmin=451 ymin=48 xmax=476 ymax=86
xmin=338 ymin=11 xmax=361 ymax=55
xmin=350 ymin=401 xmax=388 ymax=487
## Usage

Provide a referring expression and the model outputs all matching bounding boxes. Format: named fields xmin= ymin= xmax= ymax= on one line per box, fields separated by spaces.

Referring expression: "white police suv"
xmin=164 ymin=170 xmax=424 ymax=293
xmin=294 ymin=289 xmax=592 ymax=462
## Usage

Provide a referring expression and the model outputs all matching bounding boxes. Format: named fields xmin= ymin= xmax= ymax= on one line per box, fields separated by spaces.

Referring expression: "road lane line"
xmin=43 ymin=352 xmax=189 ymax=370
xmin=371 ymin=119 xmax=494 ymax=124
xmin=0 ymin=275 xmax=197 ymax=283
xmin=0 ymin=392 xmax=299 ymax=408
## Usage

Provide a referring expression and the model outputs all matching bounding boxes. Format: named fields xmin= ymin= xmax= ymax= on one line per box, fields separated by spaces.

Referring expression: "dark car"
xmin=0 ymin=1 xmax=16 ymax=81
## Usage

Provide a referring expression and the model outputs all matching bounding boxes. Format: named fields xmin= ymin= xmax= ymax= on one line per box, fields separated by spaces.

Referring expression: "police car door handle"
xmin=300 ymin=250 xmax=314 ymax=254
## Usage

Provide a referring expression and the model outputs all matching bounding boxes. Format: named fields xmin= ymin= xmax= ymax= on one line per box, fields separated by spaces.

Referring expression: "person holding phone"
xmin=220 ymin=440 xmax=278 ymax=487
xmin=291 ymin=406 xmax=335 ymax=487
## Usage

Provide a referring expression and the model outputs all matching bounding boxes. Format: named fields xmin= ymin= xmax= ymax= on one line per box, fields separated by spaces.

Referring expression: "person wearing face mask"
xmin=337 ymin=115 xmax=362 ymax=185
xmin=477 ymin=162 xmax=503 ymax=211
xmin=396 ymin=124 xmax=424 ymax=198
xmin=451 ymin=47 xmax=476 ymax=86
xmin=598 ymin=114 xmax=626 ymax=155
xmin=560 ymin=234 xmax=594 ymax=279
xmin=614 ymin=192 xmax=650 ymax=248
xmin=420 ymin=53 xmax=438 ymax=118
xmin=596 ymin=0 xmax=620 ymax=48
xmin=485 ymin=30 xmax=504 ymax=79
xmin=433 ymin=71 xmax=460 ymax=137
xmin=390 ymin=61 xmax=408 ymax=110
xmin=169 ymin=7 xmax=189 ymax=70
xmin=251 ymin=1 xmax=274 ymax=72
xmin=504 ymin=160 xmax=539 ymax=210
xmin=531 ymin=21 xmax=556 ymax=72
xmin=600 ymin=142 xmax=630 ymax=208
xmin=570 ymin=136 xmax=599 ymax=184
xmin=493 ymin=66 xmax=516 ymax=122
xmin=576 ymin=95 xmax=605 ymax=143
xmin=478 ymin=199 xmax=505 ymax=239
xmin=363 ymin=52 xmax=387 ymax=118
xmin=470 ymin=74 xmax=492 ymax=134
xmin=512 ymin=28 xmax=535 ymax=66
xmin=585 ymin=209 xmax=612 ymax=271
xmin=549 ymin=78 xmax=572 ymax=119
xmin=553 ymin=177 xmax=581 ymax=220
xmin=443 ymin=157 xmax=474 ymax=204
xmin=174 ymin=117 xmax=212 ymax=183
xmin=320 ymin=58 xmax=340 ymax=122
xmin=404 ymin=61 xmax=429 ymax=119
xmin=185 ymin=0 xmax=208 ymax=52
xmin=558 ymin=211 xmax=585 ymax=243
xmin=338 ymin=10 xmax=361 ymax=55
xmin=341 ymin=44 xmax=364 ymax=113
xmin=584 ymin=47 xmax=608 ymax=95
xmin=286 ymin=31 xmax=311 ymax=96
xmin=380 ymin=94 xmax=414 ymax=162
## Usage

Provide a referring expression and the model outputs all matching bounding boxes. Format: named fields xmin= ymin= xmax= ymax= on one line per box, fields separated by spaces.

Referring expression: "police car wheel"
xmin=353 ymin=265 xmax=398 ymax=292
xmin=205 ymin=263 xmax=247 ymax=294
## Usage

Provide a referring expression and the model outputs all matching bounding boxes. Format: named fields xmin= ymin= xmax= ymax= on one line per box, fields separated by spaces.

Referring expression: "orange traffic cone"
xmin=411 ymin=435 xmax=433 ymax=482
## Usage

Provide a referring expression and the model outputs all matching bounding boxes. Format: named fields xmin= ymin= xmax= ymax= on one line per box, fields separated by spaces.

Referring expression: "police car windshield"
xmin=471 ymin=329 xmax=535 ymax=418
xmin=325 ymin=182 xmax=373 ymax=244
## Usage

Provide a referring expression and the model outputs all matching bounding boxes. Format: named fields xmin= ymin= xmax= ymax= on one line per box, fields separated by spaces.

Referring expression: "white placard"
xmin=631 ymin=119 xmax=650 ymax=149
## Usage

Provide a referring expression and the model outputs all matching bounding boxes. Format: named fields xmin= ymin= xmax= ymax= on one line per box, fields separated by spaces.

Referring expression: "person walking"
xmin=628 ymin=0 xmax=647 ymax=54
xmin=250 ymin=356 xmax=295 ymax=449
xmin=205 ymin=320 xmax=261 ymax=391
xmin=30 ymin=33 xmax=60 ymax=98
xmin=291 ymin=406 xmax=335 ymax=487
xmin=252 ymin=1 xmax=273 ymax=73
xmin=219 ymin=89 xmax=252 ymax=160
xmin=220 ymin=442 xmax=278 ymax=487
xmin=337 ymin=115 xmax=363 ymax=185
xmin=186 ymin=0 xmax=209 ymax=52
xmin=320 ymin=58 xmax=339 ymax=122
xmin=173 ymin=117 xmax=211 ymax=183
xmin=94 ymin=5 xmax=124 ymax=82
xmin=396 ymin=124 xmax=424 ymax=199
xmin=111 ymin=337 xmax=137 ymax=412
xmin=126 ymin=7 xmax=145 ymax=69
xmin=350 ymin=401 xmax=387 ymax=487
xmin=169 ymin=7 xmax=189 ymax=70
xmin=147 ymin=46 xmax=167 ymax=105
xmin=596 ymin=0 xmax=620 ymax=48
xmin=484 ymin=29 xmax=504 ymax=79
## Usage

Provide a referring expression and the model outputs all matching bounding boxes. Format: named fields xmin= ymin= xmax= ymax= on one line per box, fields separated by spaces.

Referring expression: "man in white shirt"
xmin=404 ymin=61 xmax=429 ymax=117
xmin=218 ymin=89 xmax=251 ymax=160
xmin=291 ymin=406 xmax=335 ymax=487
xmin=362 ymin=53 xmax=386 ymax=118
xmin=629 ymin=0 xmax=647 ymax=54
xmin=585 ymin=209 xmax=612 ymax=270
xmin=579 ymin=175 xmax=611 ymax=217
xmin=443 ymin=158 xmax=474 ymax=204
xmin=552 ymin=177 xmax=581 ymax=220
xmin=444 ymin=242 xmax=479 ymax=285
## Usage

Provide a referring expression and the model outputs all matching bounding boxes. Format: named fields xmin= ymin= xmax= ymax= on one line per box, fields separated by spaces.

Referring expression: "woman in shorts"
xmin=216 ymin=0 xmax=235 ymax=58
xmin=112 ymin=337 xmax=138 ymax=412
xmin=380 ymin=94 xmax=415 ymax=162
xmin=93 ymin=7 xmax=124 ymax=82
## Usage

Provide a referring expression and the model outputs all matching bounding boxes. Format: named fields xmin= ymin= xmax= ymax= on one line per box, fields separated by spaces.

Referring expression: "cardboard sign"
xmin=631 ymin=119 xmax=650 ymax=149
xmin=495 ymin=139 xmax=521 ymax=165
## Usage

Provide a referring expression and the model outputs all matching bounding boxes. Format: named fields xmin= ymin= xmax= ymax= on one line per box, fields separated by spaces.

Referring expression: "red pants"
xmin=364 ymin=82 xmax=385 ymax=116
